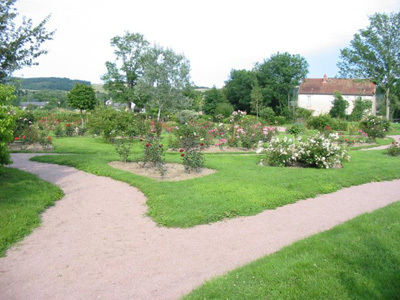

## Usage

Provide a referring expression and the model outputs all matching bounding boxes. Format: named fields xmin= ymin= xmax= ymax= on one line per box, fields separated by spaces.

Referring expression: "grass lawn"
xmin=31 ymin=136 xmax=400 ymax=228
xmin=182 ymin=201 xmax=400 ymax=299
xmin=0 ymin=167 xmax=64 ymax=257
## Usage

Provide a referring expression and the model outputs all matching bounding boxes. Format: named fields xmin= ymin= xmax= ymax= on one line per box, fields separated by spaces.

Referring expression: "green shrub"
xmin=112 ymin=137 xmax=133 ymax=162
xmin=273 ymin=116 xmax=287 ymax=125
xmin=259 ymin=107 xmax=275 ymax=122
xmin=214 ymin=103 xmax=234 ymax=118
xmin=307 ymin=114 xmax=335 ymax=131
xmin=349 ymin=98 xmax=372 ymax=121
xmin=360 ymin=116 xmax=390 ymax=141
xmin=387 ymin=139 xmax=400 ymax=156
xmin=296 ymin=107 xmax=313 ymax=120
xmin=287 ymin=123 xmax=302 ymax=137
xmin=178 ymin=110 xmax=198 ymax=124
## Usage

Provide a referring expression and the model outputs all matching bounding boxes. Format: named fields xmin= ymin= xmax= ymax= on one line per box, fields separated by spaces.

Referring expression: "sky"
xmin=13 ymin=0 xmax=400 ymax=88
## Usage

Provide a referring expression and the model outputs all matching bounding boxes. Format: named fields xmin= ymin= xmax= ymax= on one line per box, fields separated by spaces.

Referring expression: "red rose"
xmin=14 ymin=137 xmax=19 ymax=141
xmin=146 ymin=143 xmax=151 ymax=147
xmin=22 ymin=135 xmax=26 ymax=139
xmin=179 ymin=149 xmax=184 ymax=152
xmin=181 ymin=153 xmax=185 ymax=157
xmin=47 ymin=136 xmax=52 ymax=140
xmin=200 ymin=143 xmax=204 ymax=146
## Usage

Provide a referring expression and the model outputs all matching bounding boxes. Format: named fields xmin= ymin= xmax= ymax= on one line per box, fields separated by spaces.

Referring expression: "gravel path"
xmin=1 ymin=153 xmax=400 ymax=300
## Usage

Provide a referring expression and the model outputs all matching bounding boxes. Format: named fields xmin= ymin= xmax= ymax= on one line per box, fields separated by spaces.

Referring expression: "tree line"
xmin=1 ymin=0 xmax=399 ymax=120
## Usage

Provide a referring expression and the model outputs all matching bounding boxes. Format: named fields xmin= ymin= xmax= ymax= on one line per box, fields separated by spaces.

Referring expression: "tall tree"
xmin=202 ymin=86 xmax=226 ymax=116
xmin=0 ymin=0 xmax=54 ymax=81
xmin=67 ymin=83 xmax=96 ymax=126
xmin=136 ymin=45 xmax=192 ymax=120
xmin=338 ymin=12 xmax=400 ymax=119
xmin=255 ymin=52 xmax=308 ymax=115
xmin=225 ymin=69 xmax=255 ymax=112
xmin=101 ymin=32 xmax=149 ymax=109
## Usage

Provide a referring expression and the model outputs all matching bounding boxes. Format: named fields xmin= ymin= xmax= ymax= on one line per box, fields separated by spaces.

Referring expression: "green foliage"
xmin=349 ymin=97 xmax=372 ymax=121
xmin=67 ymin=83 xmax=96 ymax=113
xmin=338 ymin=12 xmax=400 ymax=119
xmin=387 ymin=139 xmax=400 ymax=156
xmin=139 ymin=134 xmax=167 ymax=176
xmin=306 ymin=114 xmax=336 ymax=131
xmin=102 ymin=32 xmax=149 ymax=107
xmin=214 ymin=102 xmax=234 ymax=118
xmin=295 ymin=107 xmax=313 ymax=120
xmin=225 ymin=69 xmax=255 ymax=112
xmin=329 ymin=91 xmax=348 ymax=119
xmin=202 ymin=87 xmax=227 ymax=116
xmin=0 ymin=167 xmax=63 ymax=257
xmin=137 ymin=45 xmax=192 ymax=120
xmin=113 ymin=137 xmax=134 ymax=162
xmin=286 ymin=123 xmax=302 ymax=137
xmin=0 ymin=84 xmax=17 ymax=165
xmin=360 ymin=116 xmax=390 ymax=141
xmin=259 ymin=107 xmax=275 ymax=122
xmin=87 ymin=106 xmax=138 ymax=141
xmin=255 ymin=52 xmax=308 ymax=115
xmin=177 ymin=110 xmax=198 ymax=124
xmin=0 ymin=0 xmax=55 ymax=81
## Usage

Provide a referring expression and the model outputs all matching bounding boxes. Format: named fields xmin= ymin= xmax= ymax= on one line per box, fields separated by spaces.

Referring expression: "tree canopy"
xmin=225 ymin=69 xmax=255 ymax=112
xmin=101 ymin=32 xmax=149 ymax=108
xmin=255 ymin=52 xmax=308 ymax=116
xmin=136 ymin=45 xmax=192 ymax=120
xmin=338 ymin=12 xmax=400 ymax=119
xmin=0 ymin=0 xmax=54 ymax=81
xmin=67 ymin=83 xmax=96 ymax=125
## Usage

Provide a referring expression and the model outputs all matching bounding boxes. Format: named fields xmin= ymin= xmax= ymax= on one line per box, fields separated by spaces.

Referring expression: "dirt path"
xmin=1 ymin=153 xmax=399 ymax=300
xmin=360 ymin=135 xmax=400 ymax=150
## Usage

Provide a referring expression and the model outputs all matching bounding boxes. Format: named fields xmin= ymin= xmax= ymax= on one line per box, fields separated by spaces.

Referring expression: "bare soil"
xmin=8 ymin=142 xmax=54 ymax=152
xmin=109 ymin=161 xmax=216 ymax=181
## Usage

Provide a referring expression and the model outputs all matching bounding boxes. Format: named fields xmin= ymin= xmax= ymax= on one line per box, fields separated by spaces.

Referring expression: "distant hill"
xmin=10 ymin=77 xmax=91 ymax=91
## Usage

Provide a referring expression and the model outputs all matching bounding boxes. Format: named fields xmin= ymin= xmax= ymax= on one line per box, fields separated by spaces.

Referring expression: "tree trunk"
xmin=157 ymin=106 xmax=162 ymax=121
xmin=80 ymin=109 xmax=84 ymax=127
xmin=386 ymin=87 xmax=390 ymax=120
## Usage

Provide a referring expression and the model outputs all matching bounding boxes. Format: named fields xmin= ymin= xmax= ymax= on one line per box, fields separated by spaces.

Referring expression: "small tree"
xmin=329 ymin=91 xmax=348 ymax=119
xmin=67 ymin=84 xmax=96 ymax=127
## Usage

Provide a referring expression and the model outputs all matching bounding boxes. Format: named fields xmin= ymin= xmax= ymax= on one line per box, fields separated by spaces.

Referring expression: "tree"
xmin=225 ymin=69 xmax=255 ymax=112
xmin=67 ymin=83 xmax=96 ymax=126
xmin=250 ymin=80 xmax=263 ymax=120
xmin=101 ymin=32 xmax=149 ymax=109
xmin=255 ymin=52 xmax=308 ymax=115
xmin=349 ymin=97 xmax=372 ymax=121
xmin=0 ymin=84 xmax=16 ymax=165
xmin=338 ymin=12 xmax=400 ymax=120
xmin=0 ymin=0 xmax=55 ymax=81
xmin=202 ymin=86 xmax=226 ymax=116
xmin=329 ymin=91 xmax=348 ymax=119
xmin=136 ymin=45 xmax=192 ymax=120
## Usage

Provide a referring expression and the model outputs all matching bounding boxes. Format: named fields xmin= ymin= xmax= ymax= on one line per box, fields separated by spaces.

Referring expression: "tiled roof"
xmin=298 ymin=77 xmax=375 ymax=96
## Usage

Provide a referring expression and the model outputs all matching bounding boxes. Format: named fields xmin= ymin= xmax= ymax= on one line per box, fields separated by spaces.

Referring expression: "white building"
xmin=298 ymin=75 xmax=376 ymax=116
